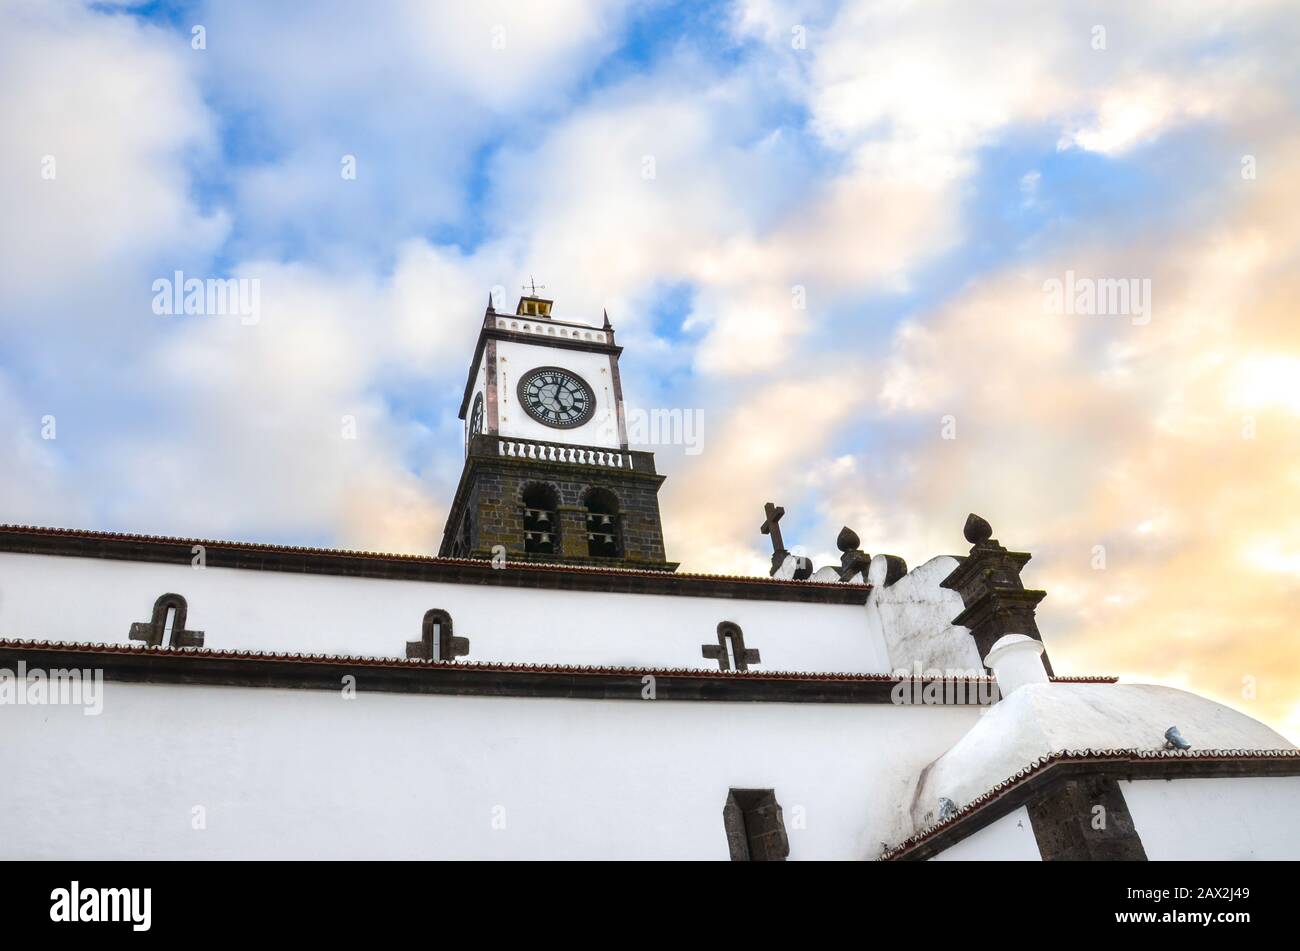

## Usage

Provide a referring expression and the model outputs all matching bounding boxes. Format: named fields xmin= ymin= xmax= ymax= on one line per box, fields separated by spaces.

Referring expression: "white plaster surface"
xmin=0 ymin=552 xmax=891 ymax=674
xmin=911 ymin=683 xmax=1295 ymax=831
xmin=983 ymin=634 xmax=1049 ymax=695
xmin=865 ymin=555 xmax=983 ymax=673
xmin=929 ymin=805 xmax=1042 ymax=861
xmin=0 ymin=682 xmax=980 ymax=859
xmin=1120 ymin=776 xmax=1300 ymax=860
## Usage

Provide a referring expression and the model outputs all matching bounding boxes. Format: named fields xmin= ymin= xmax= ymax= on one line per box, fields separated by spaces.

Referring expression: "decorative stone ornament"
xmin=759 ymin=502 xmax=815 ymax=580
xmin=702 ymin=621 xmax=761 ymax=671
xmin=963 ymin=512 xmax=993 ymax=545
xmin=941 ymin=513 xmax=1052 ymax=674
xmin=406 ymin=609 xmax=471 ymax=662
xmin=128 ymin=593 xmax=204 ymax=649
xmin=835 ymin=525 xmax=871 ymax=582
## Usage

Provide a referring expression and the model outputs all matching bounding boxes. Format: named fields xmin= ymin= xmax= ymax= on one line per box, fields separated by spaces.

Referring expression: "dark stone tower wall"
xmin=440 ymin=435 xmax=676 ymax=571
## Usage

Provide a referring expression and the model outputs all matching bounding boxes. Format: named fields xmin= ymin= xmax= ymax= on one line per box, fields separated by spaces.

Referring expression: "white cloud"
xmin=0 ymin=371 xmax=92 ymax=528
xmin=4 ymin=0 xmax=1300 ymax=740
xmin=0 ymin=0 xmax=226 ymax=307
xmin=190 ymin=0 xmax=635 ymax=257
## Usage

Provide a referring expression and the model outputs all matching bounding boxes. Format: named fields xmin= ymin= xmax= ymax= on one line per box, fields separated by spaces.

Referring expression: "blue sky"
xmin=3 ymin=0 xmax=1300 ymax=734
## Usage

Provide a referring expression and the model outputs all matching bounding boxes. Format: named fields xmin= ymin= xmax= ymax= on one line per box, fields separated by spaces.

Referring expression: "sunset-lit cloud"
xmin=2 ymin=0 xmax=1298 ymax=739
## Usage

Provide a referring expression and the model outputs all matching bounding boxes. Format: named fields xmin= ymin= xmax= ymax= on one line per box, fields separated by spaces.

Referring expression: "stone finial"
xmin=837 ymin=552 xmax=870 ymax=582
xmin=941 ymin=515 xmax=1052 ymax=675
xmin=963 ymin=513 xmax=993 ymax=545
xmin=834 ymin=525 xmax=870 ymax=582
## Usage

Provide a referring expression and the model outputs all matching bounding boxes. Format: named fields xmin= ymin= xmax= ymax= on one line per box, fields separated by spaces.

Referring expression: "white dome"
xmin=909 ymin=682 xmax=1294 ymax=831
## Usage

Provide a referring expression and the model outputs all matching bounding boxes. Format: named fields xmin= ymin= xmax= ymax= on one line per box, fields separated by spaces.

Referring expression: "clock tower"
xmin=440 ymin=293 xmax=676 ymax=571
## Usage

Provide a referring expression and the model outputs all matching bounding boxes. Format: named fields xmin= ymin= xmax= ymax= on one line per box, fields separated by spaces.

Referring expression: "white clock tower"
xmin=460 ymin=293 xmax=627 ymax=452
xmin=440 ymin=292 xmax=675 ymax=571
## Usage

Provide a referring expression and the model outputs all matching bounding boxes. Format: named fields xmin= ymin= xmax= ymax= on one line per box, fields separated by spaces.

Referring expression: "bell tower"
xmin=439 ymin=292 xmax=676 ymax=571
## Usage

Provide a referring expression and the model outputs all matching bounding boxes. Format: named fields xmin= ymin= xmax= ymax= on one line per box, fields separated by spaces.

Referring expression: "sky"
xmin=3 ymin=0 xmax=1299 ymax=740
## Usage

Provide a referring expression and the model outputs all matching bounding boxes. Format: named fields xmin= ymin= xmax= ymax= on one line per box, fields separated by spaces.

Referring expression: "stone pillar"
xmin=1027 ymin=776 xmax=1148 ymax=860
xmin=558 ymin=507 xmax=589 ymax=560
xmin=473 ymin=483 xmax=516 ymax=557
xmin=941 ymin=513 xmax=1053 ymax=675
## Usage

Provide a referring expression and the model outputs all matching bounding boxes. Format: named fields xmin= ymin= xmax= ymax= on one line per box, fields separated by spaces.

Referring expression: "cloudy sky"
xmin=3 ymin=0 xmax=1298 ymax=739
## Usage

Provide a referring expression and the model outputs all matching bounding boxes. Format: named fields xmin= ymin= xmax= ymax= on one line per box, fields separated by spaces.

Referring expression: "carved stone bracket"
xmin=702 ymin=621 xmax=761 ymax=671
xmin=128 ymin=593 xmax=204 ymax=649
xmin=406 ymin=609 xmax=471 ymax=662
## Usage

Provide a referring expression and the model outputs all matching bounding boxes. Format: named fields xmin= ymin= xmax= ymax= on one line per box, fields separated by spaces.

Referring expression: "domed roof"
xmin=909 ymin=682 xmax=1294 ymax=831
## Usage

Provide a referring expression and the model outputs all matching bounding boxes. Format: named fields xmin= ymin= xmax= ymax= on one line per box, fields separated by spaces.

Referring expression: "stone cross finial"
xmin=760 ymin=502 xmax=786 ymax=551
xmin=758 ymin=501 xmax=816 ymax=579
xmin=759 ymin=502 xmax=794 ymax=577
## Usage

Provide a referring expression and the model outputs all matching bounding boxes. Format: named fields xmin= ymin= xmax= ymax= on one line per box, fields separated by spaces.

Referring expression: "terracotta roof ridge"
xmin=0 ymin=637 xmax=1001 ymax=682
xmin=0 ymin=637 xmax=1119 ymax=684
xmin=0 ymin=523 xmax=856 ymax=588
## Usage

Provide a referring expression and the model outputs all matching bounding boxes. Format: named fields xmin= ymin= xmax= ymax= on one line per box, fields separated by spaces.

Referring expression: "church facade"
xmin=0 ymin=295 xmax=1296 ymax=860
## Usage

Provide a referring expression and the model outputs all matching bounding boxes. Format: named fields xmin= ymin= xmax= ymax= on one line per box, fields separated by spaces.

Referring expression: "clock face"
xmin=517 ymin=366 xmax=595 ymax=429
xmin=467 ymin=393 xmax=484 ymax=450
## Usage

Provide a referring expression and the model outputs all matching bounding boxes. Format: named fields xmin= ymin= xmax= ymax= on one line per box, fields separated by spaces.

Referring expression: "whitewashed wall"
xmin=866 ymin=556 xmax=981 ymax=674
xmin=1121 ymin=776 xmax=1300 ymax=860
xmin=0 ymin=682 xmax=980 ymax=859
xmin=0 ymin=552 xmax=889 ymax=673
xmin=929 ymin=806 xmax=1042 ymax=861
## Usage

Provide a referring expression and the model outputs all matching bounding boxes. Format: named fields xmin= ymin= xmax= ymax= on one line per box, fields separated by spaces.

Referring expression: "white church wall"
xmin=494 ymin=340 xmax=622 ymax=449
xmin=0 ymin=552 xmax=891 ymax=674
xmin=865 ymin=556 xmax=983 ymax=673
xmin=1120 ymin=776 xmax=1300 ymax=860
xmin=929 ymin=806 xmax=1042 ymax=861
xmin=0 ymin=682 xmax=981 ymax=860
